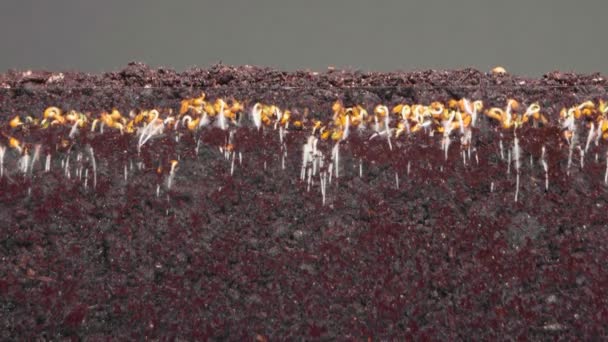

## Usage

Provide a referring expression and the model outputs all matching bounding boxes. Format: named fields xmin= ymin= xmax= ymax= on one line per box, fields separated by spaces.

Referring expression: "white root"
xmin=84 ymin=169 xmax=88 ymax=189
xmin=216 ymin=101 xmax=227 ymax=130
xmin=567 ymin=121 xmax=577 ymax=176
xmin=320 ymin=171 xmax=327 ymax=206
xmin=0 ymin=145 xmax=5 ymax=177
xmin=251 ymin=103 xmax=262 ymax=130
xmin=585 ymin=122 xmax=595 ymax=153
xmin=605 ymin=149 xmax=608 ymax=185
xmin=359 ymin=159 xmax=363 ymax=178
xmin=31 ymin=145 xmax=41 ymax=173
xmin=69 ymin=120 xmax=80 ymax=139
xmin=332 ymin=142 xmax=340 ymax=178
xmin=441 ymin=112 xmax=455 ymax=161
xmin=513 ymin=135 xmax=521 ymax=202
xmin=19 ymin=153 xmax=30 ymax=175
xmin=167 ymin=161 xmax=178 ymax=189
xmin=541 ymin=146 xmax=549 ymax=191
xmin=45 ymin=154 xmax=51 ymax=172
xmin=138 ymin=110 xmax=164 ymax=152
xmin=230 ymin=152 xmax=235 ymax=176
xmin=88 ymin=145 xmax=97 ymax=188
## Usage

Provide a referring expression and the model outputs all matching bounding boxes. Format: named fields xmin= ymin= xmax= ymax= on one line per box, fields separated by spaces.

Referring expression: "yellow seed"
xmin=44 ymin=106 xmax=61 ymax=119
xmin=187 ymin=118 xmax=200 ymax=131
xmin=332 ymin=101 xmax=343 ymax=114
xmin=125 ymin=121 xmax=135 ymax=133
xmin=578 ymin=100 xmax=595 ymax=110
xmin=213 ymin=99 xmax=227 ymax=113
xmin=179 ymin=99 xmax=191 ymax=115
xmin=507 ymin=99 xmax=519 ymax=111
xmin=491 ymin=66 xmax=507 ymax=74
xmin=473 ymin=100 xmax=484 ymax=111
xmin=374 ymin=105 xmax=389 ymax=117
xmin=8 ymin=137 xmax=20 ymax=149
xmin=231 ymin=101 xmax=244 ymax=113
xmin=204 ymin=103 xmax=216 ymax=115
xmin=51 ymin=116 xmax=65 ymax=125
xmin=392 ymin=104 xmax=404 ymax=114
xmin=599 ymin=100 xmax=608 ymax=114
xmin=485 ymin=108 xmax=504 ymax=121
xmin=321 ymin=129 xmax=330 ymax=140
xmin=331 ymin=130 xmax=343 ymax=141
xmin=9 ymin=116 xmax=23 ymax=128
xmin=110 ymin=109 xmax=122 ymax=121
xmin=65 ymin=111 xmax=79 ymax=123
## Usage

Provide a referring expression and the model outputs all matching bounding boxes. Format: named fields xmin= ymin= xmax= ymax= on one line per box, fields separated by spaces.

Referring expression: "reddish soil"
xmin=0 ymin=63 xmax=607 ymax=340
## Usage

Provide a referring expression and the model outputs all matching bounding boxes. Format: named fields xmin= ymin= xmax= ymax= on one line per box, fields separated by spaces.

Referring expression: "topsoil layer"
xmin=0 ymin=63 xmax=607 ymax=340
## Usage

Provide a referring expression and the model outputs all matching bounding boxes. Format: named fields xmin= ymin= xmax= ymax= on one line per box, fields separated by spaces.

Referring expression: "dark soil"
xmin=0 ymin=63 xmax=607 ymax=340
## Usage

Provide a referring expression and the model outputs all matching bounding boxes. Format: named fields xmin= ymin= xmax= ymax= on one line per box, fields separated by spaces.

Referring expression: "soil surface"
xmin=0 ymin=63 xmax=607 ymax=340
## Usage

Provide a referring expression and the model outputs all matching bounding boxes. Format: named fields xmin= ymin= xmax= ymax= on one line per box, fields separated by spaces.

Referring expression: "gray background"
xmin=0 ymin=0 xmax=605 ymax=76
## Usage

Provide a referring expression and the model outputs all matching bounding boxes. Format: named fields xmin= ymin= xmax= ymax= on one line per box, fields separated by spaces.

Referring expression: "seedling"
xmin=441 ymin=111 xmax=455 ymax=160
xmin=138 ymin=110 xmax=164 ymax=153
xmin=216 ymin=100 xmax=227 ymax=130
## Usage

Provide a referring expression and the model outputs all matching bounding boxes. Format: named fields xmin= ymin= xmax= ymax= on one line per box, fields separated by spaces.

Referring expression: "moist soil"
xmin=0 ymin=63 xmax=607 ymax=340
